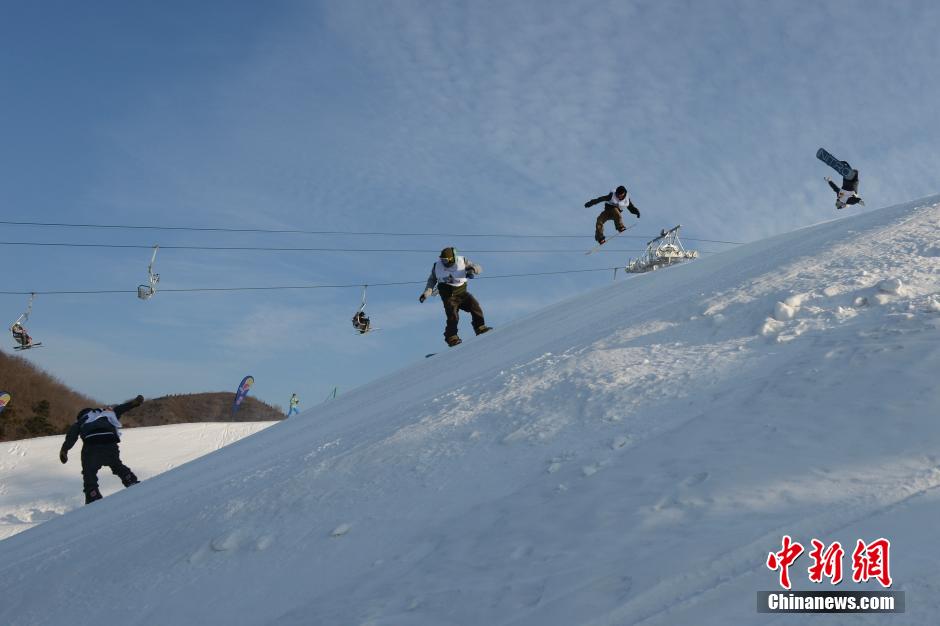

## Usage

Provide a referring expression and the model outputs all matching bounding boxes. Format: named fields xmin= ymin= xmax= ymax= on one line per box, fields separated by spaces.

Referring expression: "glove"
xmin=583 ymin=201 xmax=590 ymax=208
xmin=59 ymin=448 xmax=68 ymax=464
xmin=419 ymin=294 xmax=426 ymax=303
xmin=419 ymin=288 xmax=432 ymax=303
xmin=466 ymin=267 xmax=476 ymax=279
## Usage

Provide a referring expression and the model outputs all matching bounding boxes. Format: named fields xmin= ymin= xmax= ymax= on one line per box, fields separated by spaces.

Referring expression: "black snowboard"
xmin=816 ymin=148 xmax=853 ymax=178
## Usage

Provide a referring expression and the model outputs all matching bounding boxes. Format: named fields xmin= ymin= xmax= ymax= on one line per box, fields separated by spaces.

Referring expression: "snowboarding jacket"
xmin=424 ymin=256 xmax=482 ymax=297
xmin=62 ymin=398 xmax=141 ymax=450
xmin=827 ymin=180 xmax=862 ymax=207
xmin=585 ymin=188 xmax=640 ymax=217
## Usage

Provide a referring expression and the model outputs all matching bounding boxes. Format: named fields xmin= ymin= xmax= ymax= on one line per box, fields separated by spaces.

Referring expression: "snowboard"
xmin=585 ymin=223 xmax=636 ymax=255
xmin=816 ymin=148 xmax=853 ymax=178
xmin=13 ymin=343 xmax=42 ymax=351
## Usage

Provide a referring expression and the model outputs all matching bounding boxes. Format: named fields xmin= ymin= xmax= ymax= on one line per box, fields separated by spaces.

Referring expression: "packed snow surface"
xmin=0 ymin=422 xmax=275 ymax=540
xmin=2 ymin=198 xmax=940 ymax=625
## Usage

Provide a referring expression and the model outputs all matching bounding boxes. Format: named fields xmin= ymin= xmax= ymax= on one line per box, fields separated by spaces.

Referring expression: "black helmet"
xmin=615 ymin=185 xmax=627 ymax=199
xmin=439 ymin=247 xmax=456 ymax=266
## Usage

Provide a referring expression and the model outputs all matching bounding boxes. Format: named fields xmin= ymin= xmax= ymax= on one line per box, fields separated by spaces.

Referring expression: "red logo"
xmin=766 ymin=535 xmax=804 ymax=590
xmin=767 ymin=536 xmax=892 ymax=589
xmin=807 ymin=539 xmax=844 ymax=585
xmin=852 ymin=538 xmax=892 ymax=588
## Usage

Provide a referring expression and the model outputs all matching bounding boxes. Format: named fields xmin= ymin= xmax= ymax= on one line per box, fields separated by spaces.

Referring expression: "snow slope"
xmin=0 ymin=422 xmax=274 ymax=541
xmin=2 ymin=198 xmax=940 ymax=625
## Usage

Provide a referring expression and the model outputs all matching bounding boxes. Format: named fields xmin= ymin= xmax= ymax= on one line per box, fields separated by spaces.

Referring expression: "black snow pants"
xmin=439 ymin=285 xmax=486 ymax=340
xmin=840 ymin=163 xmax=859 ymax=192
xmin=81 ymin=442 xmax=137 ymax=497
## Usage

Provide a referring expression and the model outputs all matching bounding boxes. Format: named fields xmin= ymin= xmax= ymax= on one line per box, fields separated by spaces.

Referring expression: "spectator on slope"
xmin=287 ymin=393 xmax=300 ymax=417
xmin=825 ymin=163 xmax=865 ymax=210
xmin=419 ymin=247 xmax=492 ymax=347
xmin=59 ymin=395 xmax=144 ymax=504
xmin=584 ymin=185 xmax=641 ymax=245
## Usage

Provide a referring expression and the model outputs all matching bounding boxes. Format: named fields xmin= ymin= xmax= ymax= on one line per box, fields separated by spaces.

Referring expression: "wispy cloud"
xmin=6 ymin=0 xmax=940 ymax=407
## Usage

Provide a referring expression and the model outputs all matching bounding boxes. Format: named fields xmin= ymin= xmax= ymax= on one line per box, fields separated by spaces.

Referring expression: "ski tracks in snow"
xmin=579 ymin=461 xmax=940 ymax=626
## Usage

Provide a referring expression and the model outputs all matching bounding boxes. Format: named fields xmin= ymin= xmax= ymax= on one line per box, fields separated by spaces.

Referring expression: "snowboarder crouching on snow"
xmin=419 ymin=247 xmax=492 ymax=347
xmin=59 ymin=395 xmax=144 ymax=504
xmin=826 ymin=165 xmax=864 ymax=210
xmin=584 ymin=185 xmax=640 ymax=244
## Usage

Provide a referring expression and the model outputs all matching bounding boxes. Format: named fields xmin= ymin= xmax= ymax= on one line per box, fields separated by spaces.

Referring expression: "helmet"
xmin=439 ymin=247 xmax=456 ymax=266
xmin=615 ymin=186 xmax=627 ymax=199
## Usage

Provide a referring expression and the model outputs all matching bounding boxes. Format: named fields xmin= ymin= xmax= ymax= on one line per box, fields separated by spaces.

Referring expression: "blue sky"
xmin=2 ymin=0 xmax=938 ymax=412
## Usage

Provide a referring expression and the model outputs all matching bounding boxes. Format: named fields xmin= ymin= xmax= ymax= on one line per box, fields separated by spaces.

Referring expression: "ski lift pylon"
xmin=138 ymin=245 xmax=160 ymax=300
xmin=625 ymin=225 xmax=699 ymax=273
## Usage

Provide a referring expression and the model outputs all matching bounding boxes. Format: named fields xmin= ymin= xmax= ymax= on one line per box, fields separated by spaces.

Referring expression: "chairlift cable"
xmin=0 ymin=220 xmax=744 ymax=245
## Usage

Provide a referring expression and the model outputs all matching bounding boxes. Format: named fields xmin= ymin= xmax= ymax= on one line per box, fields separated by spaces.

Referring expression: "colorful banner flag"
xmin=0 ymin=392 xmax=10 ymax=415
xmin=232 ymin=376 xmax=254 ymax=415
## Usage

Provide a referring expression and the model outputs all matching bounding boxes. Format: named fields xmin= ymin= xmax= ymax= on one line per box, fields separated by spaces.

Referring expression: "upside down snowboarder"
xmin=817 ymin=149 xmax=865 ymax=210
xmin=59 ymin=395 xmax=144 ymax=504
xmin=419 ymin=247 xmax=492 ymax=347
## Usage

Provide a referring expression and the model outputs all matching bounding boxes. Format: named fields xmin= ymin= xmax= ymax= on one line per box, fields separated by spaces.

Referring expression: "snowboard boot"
xmin=474 ymin=326 xmax=492 ymax=336
xmin=121 ymin=472 xmax=140 ymax=487
xmin=596 ymin=237 xmax=606 ymax=245
xmin=616 ymin=225 xmax=626 ymax=233
xmin=445 ymin=335 xmax=462 ymax=347
xmin=85 ymin=488 xmax=103 ymax=504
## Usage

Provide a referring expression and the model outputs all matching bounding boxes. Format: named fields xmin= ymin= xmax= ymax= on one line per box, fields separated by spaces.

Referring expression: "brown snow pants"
xmin=439 ymin=287 xmax=486 ymax=341
xmin=595 ymin=205 xmax=625 ymax=243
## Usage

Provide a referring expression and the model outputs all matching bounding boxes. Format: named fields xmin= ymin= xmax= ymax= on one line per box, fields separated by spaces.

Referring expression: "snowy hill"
xmin=0 ymin=422 xmax=274 ymax=540
xmin=2 ymin=198 xmax=940 ymax=625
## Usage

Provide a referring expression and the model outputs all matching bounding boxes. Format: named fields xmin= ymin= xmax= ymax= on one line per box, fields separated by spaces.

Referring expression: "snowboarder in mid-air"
xmin=584 ymin=185 xmax=640 ymax=245
xmin=59 ymin=395 xmax=144 ymax=504
xmin=419 ymin=247 xmax=492 ymax=347
xmin=817 ymin=148 xmax=865 ymax=210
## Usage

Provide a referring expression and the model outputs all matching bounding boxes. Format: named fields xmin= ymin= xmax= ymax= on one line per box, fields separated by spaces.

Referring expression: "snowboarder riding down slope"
xmin=59 ymin=395 xmax=144 ymax=504
xmin=419 ymin=247 xmax=492 ymax=347
xmin=825 ymin=164 xmax=864 ymax=210
xmin=584 ymin=185 xmax=640 ymax=244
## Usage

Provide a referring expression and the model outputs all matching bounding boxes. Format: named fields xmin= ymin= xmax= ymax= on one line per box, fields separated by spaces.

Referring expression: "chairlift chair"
xmin=138 ymin=245 xmax=160 ymax=300
xmin=9 ymin=293 xmax=41 ymax=350
xmin=352 ymin=285 xmax=377 ymax=334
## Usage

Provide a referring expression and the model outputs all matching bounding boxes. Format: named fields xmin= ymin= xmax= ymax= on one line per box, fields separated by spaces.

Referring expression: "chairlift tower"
xmin=625 ymin=225 xmax=699 ymax=273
